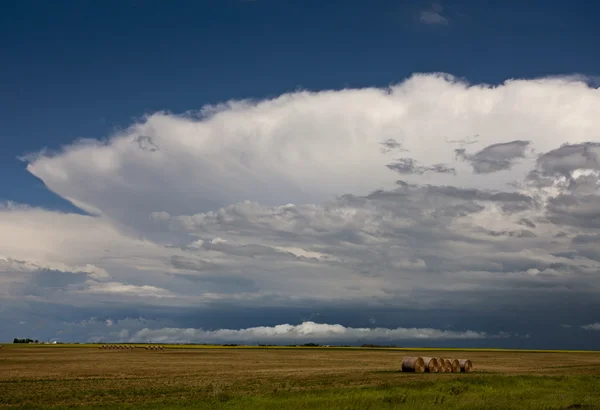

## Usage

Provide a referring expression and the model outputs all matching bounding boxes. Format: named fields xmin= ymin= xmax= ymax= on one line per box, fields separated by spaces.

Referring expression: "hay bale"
xmin=437 ymin=357 xmax=447 ymax=372
xmin=401 ymin=356 xmax=425 ymax=373
xmin=421 ymin=357 xmax=439 ymax=373
xmin=444 ymin=359 xmax=452 ymax=372
xmin=458 ymin=359 xmax=473 ymax=373
xmin=437 ymin=358 xmax=452 ymax=373
xmin=450 ymin=359 xmax=460 ymax=372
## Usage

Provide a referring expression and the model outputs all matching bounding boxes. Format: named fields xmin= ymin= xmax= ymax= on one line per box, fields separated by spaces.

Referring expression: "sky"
xmin=1 ymin=0 xmax=600 ymax=349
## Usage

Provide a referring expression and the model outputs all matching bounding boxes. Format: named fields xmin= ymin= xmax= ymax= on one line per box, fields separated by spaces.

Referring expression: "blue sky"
xmin=2 ymin=0 xmax=600 ymax=347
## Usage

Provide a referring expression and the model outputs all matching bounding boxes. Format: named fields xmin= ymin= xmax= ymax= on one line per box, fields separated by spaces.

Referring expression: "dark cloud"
xmin=518 ymin=218 xmax=536 ymax=228
xmin=170 ymin=255 xmax=216 ymax=272
xmin=379 ymin=138 xmax=406 ymax=153
xmin=386 ymin=158 xmax=456 ymax=175
xmin=134 ymin=135 xmax=160 ymax=152
xmin=30 ymin=269 xmax=89 ymax=289
xmin=456 ymin=140 xmax=530 ymax=174
xmin=167 ymin=272 xmax=256 ymax=292
xmin=571 ymin=234 xmax=600 ymax=244
xmin=546 ymin=194 xmax=600 ymax=228
xmin=536 ymin=142 xmax=600 ymax=177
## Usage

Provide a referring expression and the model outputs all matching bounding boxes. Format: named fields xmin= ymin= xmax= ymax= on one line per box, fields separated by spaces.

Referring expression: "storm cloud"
xmin=3 ymin=73 xmax=600 ymax=348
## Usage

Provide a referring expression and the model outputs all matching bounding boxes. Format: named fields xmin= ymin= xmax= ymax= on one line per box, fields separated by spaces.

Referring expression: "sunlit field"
xmin=1 ymin=344 xmax=600 ymax=409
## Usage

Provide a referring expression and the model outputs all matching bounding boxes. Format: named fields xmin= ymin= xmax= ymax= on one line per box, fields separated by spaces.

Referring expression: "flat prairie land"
xmin=1 ymin=345 xmax=600 ymax=409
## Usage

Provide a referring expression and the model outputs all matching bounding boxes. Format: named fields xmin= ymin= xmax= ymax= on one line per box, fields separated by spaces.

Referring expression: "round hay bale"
xmin=401 ymin=356 xmax=425 ymax=373
xmin=458 ymin=359 xmax=473 ymax=373
xmin=421 ymin=357 xmax=439 ymax=373
xmin=444 ymin=359 xmax=452 ymax=372
xmin=450 ymin=359 xmax=460 ymax=372
xmin=437 ymin=358 xmax=447 ymax=372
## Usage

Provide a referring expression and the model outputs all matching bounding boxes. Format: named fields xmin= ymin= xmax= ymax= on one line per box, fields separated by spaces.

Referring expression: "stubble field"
xmin=1 ymin=345 xmax=600 ymax=409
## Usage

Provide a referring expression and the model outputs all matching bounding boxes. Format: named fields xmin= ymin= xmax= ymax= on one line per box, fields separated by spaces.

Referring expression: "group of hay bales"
xmin=98 ymin=345 xmax=165 ymax=350
xmin=99 ymin=345 xmax=136 ymax=350
xmin=402 ymin=356 xmax=473 ymax=373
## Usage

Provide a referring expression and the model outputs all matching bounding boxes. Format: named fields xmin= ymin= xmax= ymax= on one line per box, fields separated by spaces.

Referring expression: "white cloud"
xmin=25 ymin=74 xmax=600 ymax=236
xmin=582 ymin=323 xmax=600 ymax=331
xmin=82 ymin=281 xmax=174 ymax=298
xmin=0 ymin=255 xmax=109 ymax=280
xmin=127 ymin=321 xmax=500 ymax=344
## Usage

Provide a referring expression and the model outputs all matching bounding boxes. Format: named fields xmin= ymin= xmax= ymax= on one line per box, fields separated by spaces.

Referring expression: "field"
xmin=1 ymin=345 xmax=600 ymax=409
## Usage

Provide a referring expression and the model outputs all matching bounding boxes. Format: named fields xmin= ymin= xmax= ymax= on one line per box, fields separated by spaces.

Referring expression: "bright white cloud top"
xmin=3 ymin=73 xmax=600 ymax=343
xmin=126 ymin=321 xmax=502 ymax=344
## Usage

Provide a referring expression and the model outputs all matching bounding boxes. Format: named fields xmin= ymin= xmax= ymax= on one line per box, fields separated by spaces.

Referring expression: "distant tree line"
xmin=13 ymin=338 xmax=38 ymax=344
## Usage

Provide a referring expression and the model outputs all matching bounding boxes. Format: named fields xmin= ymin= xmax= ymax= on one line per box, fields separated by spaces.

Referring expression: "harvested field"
xmin=1 ymin=345 xmax=600 ymax=409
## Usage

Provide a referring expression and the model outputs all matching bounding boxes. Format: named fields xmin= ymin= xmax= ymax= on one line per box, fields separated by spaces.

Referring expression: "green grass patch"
xmin=3 ymin=375 xmax=599 ymax=409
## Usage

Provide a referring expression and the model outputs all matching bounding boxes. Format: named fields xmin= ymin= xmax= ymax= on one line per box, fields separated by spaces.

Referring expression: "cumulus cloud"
xmin=127 ymin=321 xmax=500 ymax=344
xmin=26 ymin=73 xmax=600 ymax=235
xmin=3 ymin=73 xmax=600 ymax=346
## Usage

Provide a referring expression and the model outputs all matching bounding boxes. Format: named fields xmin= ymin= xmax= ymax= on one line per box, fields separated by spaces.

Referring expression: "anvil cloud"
xmin=3 ymin=73 xmax=600 ymax=348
